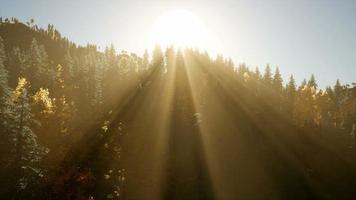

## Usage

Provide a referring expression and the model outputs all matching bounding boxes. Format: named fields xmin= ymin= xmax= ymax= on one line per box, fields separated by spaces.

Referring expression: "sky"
xmin=0 ymin=0 xmax=355 ymax=87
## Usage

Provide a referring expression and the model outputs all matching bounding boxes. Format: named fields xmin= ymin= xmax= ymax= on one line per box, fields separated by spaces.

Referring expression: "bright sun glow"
xmin=149 ymin=10 xmax=218 ymax=52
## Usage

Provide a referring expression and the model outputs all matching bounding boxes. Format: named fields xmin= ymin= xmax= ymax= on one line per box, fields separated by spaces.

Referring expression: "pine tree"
xmin=0 ymin=36 xmax=16 ymax=170
xmin=272 ymin=67 xmax=283 ymax=93
xmin=308 ymin=74 xmax=317 ymax=89
xmin=152 ymin=45 xmax=164 ymax=69
xmin=254 ymin=67 xmax=261 ymax=80
xmin=54 ymin=64 xmax=65 ymax=98
xmin=271 ymin=67 xmax=283 ymax=110
xmin=51 ymin=64 xmax=75 ymax=136
xmin=26 ymin=38 xmax=52 ymax=89
xmin=316 ymin=89 xmax=333 ymax=127
xmin=165 ymin=46 xmax=175 ymax=74
xmin=9 ymin=47 xmax=26 ymax=84
xmin=38 ymin=45 xmax=50 ymax=76
xmin=64 ymin=50 xmax=75 ymax=79
xmin=300 ymin=78 xmax=307 ymax=89
xmin=142 ymin=49 xmax=149 ymax=71
xmin=13 ymin=78 xmax=48 ymax=193
xmin=237 ymin=63 xmax=248 ymax=77
xmin=226 ymin=58 xmax=234 ymax=72
xmin=263 ymin=64 xmax=272 ymax=86
xmin=249 ymin=67 xmax=261 ymax=97
xmin=286 ymin=75 xmax=296 ymax=100
xmin=334 ymin=79 xmax=343 ymax=101
xmin=333 ymin=79 xmax=344 ymax=127
xmin=260 ymin=64 xmax=273 ymax=104
xmin=0 ymin=36 xmax=12 ymax=110
xmin=105 ymin=43 xmax=117 ymax=70
xmin=93 ymin=59 xmax=104 ymax=107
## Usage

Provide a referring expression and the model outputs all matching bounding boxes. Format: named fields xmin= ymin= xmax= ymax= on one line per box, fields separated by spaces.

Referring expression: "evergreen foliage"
xmin=0 ymin=18 xmax=355 ymax=200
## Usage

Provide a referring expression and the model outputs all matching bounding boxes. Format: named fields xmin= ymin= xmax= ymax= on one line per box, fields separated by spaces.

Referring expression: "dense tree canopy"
xmin=0 ymin=18 xmax=355 ymax=200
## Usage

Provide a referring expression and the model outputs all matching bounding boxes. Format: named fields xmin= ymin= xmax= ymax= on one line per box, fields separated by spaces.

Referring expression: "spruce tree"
xmin=13 ymin=78 xmax=48 ymax=193
xmin=334 ymin=79 xmax=343 ymax=101
xmin=26 ymin=38 xmax=51 ymax=89
xmin=254 ymin=67 xmax=261 ymax=80
xmin=0 ymin=36 xmax=16 ymax=171
xmin=152 ymin=45 xmax=164 ymax=69
xmin=142 ymin=49 xmax=149 ymax=71
xmin=272 ymin=67 xmax=283 ymax=93
xmin=308 ymin=74 xmax=317 ymax=89
xmin=333 ymin=79 xmax=344 ymax=127
xmin=9 ymin=47 xmax=26 ymax=83
xmin=263 ymin=64 xmax=272 ymax=86
xmin=286 ymin=75 xmax=296 ymax=100
xmin=0 ymin=36 xmax=11 ymax=110
xmin=286 ymin=75 xmax=297 ymax=114
xmin=300 ymin=78 xmax=307 ymax=89
xmin=52 ymin=64 xmax=74 ymax=135
xmin=93 ymin=60 xmax=104 ymax=107
xmin=64 ymin=50 xmax=75 ymax=79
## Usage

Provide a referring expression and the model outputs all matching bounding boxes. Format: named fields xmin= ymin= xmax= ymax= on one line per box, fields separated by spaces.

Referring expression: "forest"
xmin=0 ymin=18 xmax=356 ymax=200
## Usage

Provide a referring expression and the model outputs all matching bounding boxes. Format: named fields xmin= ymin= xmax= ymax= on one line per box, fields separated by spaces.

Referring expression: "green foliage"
xmin=263 ymin=64 xmax=272 ymax=85
xmin=272 ymin=67 xmax=283 ymax=93
xmin=308 ymin=74 xmax=317 ymax=89
xmin=0 ymin=18 xmax=355 ymax=200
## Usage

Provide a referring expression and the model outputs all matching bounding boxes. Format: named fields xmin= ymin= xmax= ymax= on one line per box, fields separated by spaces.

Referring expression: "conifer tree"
xmin=333 ymin=79 xmax=344 ymax=127
xmin=300 ymin=78 xmax=307 ymax=89
xmin=250 ymin=67 xmax=261 ymax=97
xmin=334 ymin=79 xmax=343 ymax=102
xmin=271 ymin=67 xmax=283 ymax=109
xmin=254 ymin=67 xmax=261 ymax=80
xmin=308 ymin=74 xmax=317 ymax=89
xmin=261 ymin=64 xmax=273 ymax=103
xmin=26 ymin=38 xmax=52 ymax=89
xmin=64 ymin=50 xmax=75 ymax=80
xmin=286 ymin=75 xmax=297 ymax=113
xmin=272 ymin=67 xmax=283 ymax=93
xmin=142 ymin=49 xmax=149 ymax=71
xmin=51 ymin=64 xmax=75 ymax=135
xmin=0 ymin=36 xmax=16 ymax=169
xmin=93 ymin=59 xmax=104 ymax=107
xmin=0 ymin=36 xmax=12 ymax=112
xmin=9 ymin=47 xmax=26 ymax=83
xmin=237 ymin=63 xmax=248 ymax=77
xmin=165 ymin=46 xmax=175 ymax=74
xmin=316 ymin=89 xmax=333 ymax=127
xmin=13 ymin=78 xmax=48 ymax=192
xmin=105 ymin=44 xmax=117 ymax=70
xmin=263 ymin=64 xmax=272 ymax=86
xmin=286 ymin=75 xmax=296 ymax=99
xmin=152 ymin=45 xmax=164 ymax=69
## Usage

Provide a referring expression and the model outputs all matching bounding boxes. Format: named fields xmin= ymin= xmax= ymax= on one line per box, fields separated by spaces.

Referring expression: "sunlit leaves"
xmin=13 ymin=77 xmax=27 ymax=100
xmin=102 ymin=120 xmax=110 ymax=133
xmin=32 ymin=88 xmax=54 ymax=114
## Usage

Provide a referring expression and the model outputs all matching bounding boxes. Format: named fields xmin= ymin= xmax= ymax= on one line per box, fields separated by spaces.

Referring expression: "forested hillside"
xmin=0 ymin=18 xmax=356 ymax=200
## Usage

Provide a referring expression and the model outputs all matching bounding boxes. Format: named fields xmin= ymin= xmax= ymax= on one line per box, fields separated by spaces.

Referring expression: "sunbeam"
xmin=1 ymin=2 xmax=356 ymax=200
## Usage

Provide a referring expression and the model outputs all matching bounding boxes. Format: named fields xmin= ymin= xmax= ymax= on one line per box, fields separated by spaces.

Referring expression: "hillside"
xmin=0 ymin=19 xmax=356 ymax=200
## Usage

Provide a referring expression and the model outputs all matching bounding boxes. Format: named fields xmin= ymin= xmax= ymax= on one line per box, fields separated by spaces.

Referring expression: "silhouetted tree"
xmin=286 ymin=75 xmax=296 ymax=114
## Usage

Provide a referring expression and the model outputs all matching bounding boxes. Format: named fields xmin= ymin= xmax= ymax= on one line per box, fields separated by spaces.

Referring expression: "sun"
xmin=149 ymin=9 xmax=214 ymax=50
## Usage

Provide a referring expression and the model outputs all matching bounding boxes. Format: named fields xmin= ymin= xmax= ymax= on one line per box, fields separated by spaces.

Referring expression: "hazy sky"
xmin=1 ymin=0 xmax=355 ymax=87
